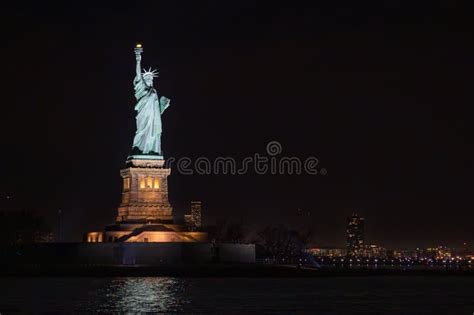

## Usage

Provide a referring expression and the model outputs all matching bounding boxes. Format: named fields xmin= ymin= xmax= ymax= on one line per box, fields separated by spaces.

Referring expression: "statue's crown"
xmin=143 ymin=67 xmax=159 ymax=78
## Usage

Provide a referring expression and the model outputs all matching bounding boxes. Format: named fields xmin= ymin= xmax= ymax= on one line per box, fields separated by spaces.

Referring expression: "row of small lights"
xmin=312 ymin=257 xmax=473 ymax=264
xmin=264 ymin=257 xmax=472 ymax=265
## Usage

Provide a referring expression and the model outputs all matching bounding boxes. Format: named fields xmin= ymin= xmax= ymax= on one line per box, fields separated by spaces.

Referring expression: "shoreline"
xmin=2 ymin=264 xmax=473 ymax=277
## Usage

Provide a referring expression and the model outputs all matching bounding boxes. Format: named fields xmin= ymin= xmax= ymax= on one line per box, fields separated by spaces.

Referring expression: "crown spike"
xmin=142 ymin=67 xmax=159 ymax=78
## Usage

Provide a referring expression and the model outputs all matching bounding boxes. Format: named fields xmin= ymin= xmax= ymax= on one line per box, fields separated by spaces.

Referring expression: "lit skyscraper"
xmin=184 ymin=201 xmax=203 ymax=231
xmin=346 ymin=214 xmax=365 ymax=257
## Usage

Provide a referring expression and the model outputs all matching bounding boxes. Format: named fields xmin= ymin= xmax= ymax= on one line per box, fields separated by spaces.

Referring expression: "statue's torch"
xmin=135 ymin=43 xmax=143 ymax=57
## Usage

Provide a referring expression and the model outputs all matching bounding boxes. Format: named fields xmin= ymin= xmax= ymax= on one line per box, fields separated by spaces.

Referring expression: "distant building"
xmin=389 ymin=249 xmax=418 ymax=259
xmin=425 ymin=246 xmax=452 ymax=260
xmin=306 ymin=247 xmax=347 ymax=257
xmin=185 ymin=201 xmax=202 ymax=232
xmin=346 ymin=214 xmax=365 ymax=257
xmin=364 ymin=244 xmax=387 ymax=258
xmin=191 ymin=201 xmax=202 ymax=229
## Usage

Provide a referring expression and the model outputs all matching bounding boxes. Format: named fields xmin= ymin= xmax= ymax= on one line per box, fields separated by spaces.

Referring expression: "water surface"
xmin=0 ymin=276 xmax=473 ymax=313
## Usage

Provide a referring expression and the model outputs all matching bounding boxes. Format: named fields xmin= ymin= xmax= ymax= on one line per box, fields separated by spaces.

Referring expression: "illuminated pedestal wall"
xmin=117 ymin=159 xmax=173 ymax=223
xmin=87 ymin=226 xmax=208 ymax=243
xmin=101 ymin=223 xmax=207 ymax=243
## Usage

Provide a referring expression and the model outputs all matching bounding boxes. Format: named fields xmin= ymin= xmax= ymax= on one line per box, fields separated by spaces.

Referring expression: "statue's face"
xmin=144 ymin=75 xmax=154 ymax=87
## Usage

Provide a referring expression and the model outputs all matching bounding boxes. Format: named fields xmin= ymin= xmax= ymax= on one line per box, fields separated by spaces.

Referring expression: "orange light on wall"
xmin=139 ymin=177 xmax=145 ymax=189
xmin=154 ymin=178 xmax=160 ymax=189
xmin=147 ymin=176 xmax=153 ymax=188
xmin=124 ymin=177 xmax=131 ymax=190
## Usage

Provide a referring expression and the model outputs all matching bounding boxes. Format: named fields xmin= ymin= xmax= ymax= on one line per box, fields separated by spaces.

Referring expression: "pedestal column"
xmin=116 ymin=159 xmax=173 ymax=223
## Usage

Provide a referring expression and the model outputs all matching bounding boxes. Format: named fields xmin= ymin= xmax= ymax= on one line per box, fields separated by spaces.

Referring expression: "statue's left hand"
xmin=160 ymin=96 xmax=171 ymax=114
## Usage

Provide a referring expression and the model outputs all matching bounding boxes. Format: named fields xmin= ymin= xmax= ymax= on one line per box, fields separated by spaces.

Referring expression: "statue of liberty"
xmin=131 ymin=44 xmax=170 ymax=157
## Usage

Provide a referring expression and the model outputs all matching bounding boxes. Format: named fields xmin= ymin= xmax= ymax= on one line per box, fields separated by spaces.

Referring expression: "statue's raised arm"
xmin=134 ymin=44 xmax=143 ymax=79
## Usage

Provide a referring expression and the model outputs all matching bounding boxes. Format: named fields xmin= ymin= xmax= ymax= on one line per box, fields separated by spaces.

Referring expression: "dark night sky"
xmin=0 ymin=1 xmax=472 ymax=248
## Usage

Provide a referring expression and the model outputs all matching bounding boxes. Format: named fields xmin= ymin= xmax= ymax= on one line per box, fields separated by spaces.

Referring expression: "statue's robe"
xmin=132 ymin=75 xmax=170 ymax=154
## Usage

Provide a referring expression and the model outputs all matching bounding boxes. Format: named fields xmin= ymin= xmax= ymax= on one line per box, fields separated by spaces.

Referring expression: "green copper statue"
xmin=131 ymin=44 xmax=170 ymax=157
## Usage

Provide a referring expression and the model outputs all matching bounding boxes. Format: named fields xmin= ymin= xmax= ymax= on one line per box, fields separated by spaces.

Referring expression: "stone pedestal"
xmin=116 ymin=158 xmax=173 ymax=224
xmin=86 ymin=157 xmax=209 ymax=243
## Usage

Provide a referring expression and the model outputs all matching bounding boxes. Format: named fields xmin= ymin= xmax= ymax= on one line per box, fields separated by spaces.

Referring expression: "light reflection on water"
xmin=87 ymin=277 xmax=189 ymax=313
xmin=0 ymin=277 xmax=190 ymax=313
